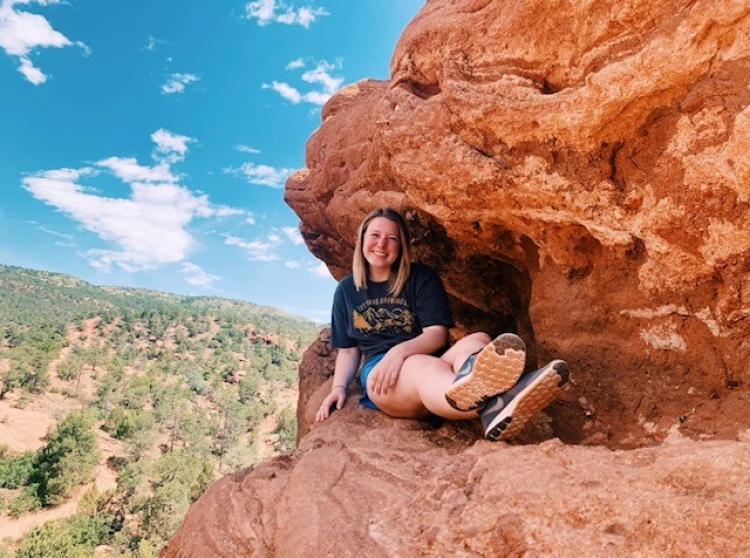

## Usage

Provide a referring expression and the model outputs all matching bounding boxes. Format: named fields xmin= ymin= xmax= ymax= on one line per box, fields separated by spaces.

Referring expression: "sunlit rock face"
xmin=165 ymin=334 xmax=750 ymax=557
xmin=286 ymin=0 xmax=750 ymax=446
xmin=166 ymin=1 xmax=750 ymax=555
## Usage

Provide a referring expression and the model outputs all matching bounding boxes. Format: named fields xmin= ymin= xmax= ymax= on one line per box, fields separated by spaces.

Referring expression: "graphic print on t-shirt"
xmin=352 ymin=296 xmax=415 ymax=336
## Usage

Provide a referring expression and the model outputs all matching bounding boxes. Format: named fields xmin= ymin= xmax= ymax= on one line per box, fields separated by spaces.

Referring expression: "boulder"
xmin=166 ymin=1 xmax=750 ymax=554
xmin=285 ymin=0 xmax=750 ymax=446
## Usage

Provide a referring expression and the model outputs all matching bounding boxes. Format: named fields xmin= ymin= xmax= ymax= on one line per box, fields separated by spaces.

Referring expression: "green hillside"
xmin=0 ymin=264 xmax=322 ymax=557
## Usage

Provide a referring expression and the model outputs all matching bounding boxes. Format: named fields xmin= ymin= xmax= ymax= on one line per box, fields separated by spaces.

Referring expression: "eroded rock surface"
xmin=167 ymin=1 xmax=750 ymax=555
xmin=286 ymin=0 xmax=750 ymax=445
xmin=166 ymin=334 xmax=750 ymax=557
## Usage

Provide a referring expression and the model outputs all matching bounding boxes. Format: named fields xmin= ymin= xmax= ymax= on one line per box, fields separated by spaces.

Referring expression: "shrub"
xmin=274 ymin=407 xmax=297 ymax=453
xmin=32 ymin=412 xmax=99 ymax=506
xmin=0 ymin=450 xmax=35 ymax=488
xmin=15 ymin=515 xmax=109 ymax=558
xmin=9 ymin=484 xmax=42 ymax=517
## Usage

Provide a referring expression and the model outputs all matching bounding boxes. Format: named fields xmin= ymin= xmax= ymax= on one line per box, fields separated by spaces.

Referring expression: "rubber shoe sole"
xmin=485 ymin=360 xmax=569 ymax=442
xmin=445 ymin=333 xmax=527 ymax=412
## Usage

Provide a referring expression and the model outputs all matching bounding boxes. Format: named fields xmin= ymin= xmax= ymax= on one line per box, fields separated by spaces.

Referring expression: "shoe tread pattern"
xmin=492 ymin=365 xmax=566 ymax=441
xmin=445 ymin=334 xmax=526 ymax=411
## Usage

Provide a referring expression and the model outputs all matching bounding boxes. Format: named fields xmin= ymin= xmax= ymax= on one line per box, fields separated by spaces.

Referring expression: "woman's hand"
xmin=315 ymin=386 xmax=347 ymax=423
xmin=369 ymin=346 xmax=406 ymax=396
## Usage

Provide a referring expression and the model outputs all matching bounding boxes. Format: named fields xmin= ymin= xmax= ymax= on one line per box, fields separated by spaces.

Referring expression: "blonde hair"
xmin=352 ymin=208 xmax=412 ymax=296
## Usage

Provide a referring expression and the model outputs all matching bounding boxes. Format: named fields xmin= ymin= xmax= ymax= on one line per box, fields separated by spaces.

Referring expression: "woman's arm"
xmin=369 ymin=325 xmax=448 ymax=396
xmin=315 ymin=346 xmax=361 ymax=422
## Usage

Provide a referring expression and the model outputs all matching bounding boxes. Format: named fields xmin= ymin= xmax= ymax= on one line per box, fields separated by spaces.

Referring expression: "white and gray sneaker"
xmin=445 ymin=333 xmax=527 ymax=412
xmin=481 ymin=359 xmax=570 ymax=442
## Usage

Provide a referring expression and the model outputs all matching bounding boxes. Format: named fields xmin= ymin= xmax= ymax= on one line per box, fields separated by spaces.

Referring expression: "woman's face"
xmin=362 ymin=217 xmax=401 ymax=272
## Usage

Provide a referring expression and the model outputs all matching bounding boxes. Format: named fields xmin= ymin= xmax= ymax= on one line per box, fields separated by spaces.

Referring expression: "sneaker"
xmin=445 ymin=333 xmax=527 ymax=412
xmin=481 ymin=359 xmax=570 ymax=442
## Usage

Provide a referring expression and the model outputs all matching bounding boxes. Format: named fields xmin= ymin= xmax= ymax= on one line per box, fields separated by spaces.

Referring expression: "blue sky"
xmin=0 ymin=0 xmax=423 ymax=322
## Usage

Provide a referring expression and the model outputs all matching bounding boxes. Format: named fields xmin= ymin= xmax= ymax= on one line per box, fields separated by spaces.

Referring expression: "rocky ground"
xmin=166 ymin=337 xmax=750 ymax=557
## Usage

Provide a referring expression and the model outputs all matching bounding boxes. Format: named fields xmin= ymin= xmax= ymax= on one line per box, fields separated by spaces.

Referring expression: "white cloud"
xmin=18 ymin=56 xmax=45 ymax=84
xmin=245 ymin=213 xmax=256 ymax=225
xmin=224 ymin=162 xmax=295 ymax=188
xmin=98 ymin=129 xmax=198 ymax=180
xmin=161 ymin=72 xmax=199 ymax=95
xmin=213 ymin=206 xmax=244 ymax=217
xmin=224 ymin=233 xmax=281 ymax=262
xmin=281 ymin=226 xmax=303 ymax=245
xmin=96 ymin=157 xmax=177 ymax=184
xmin=0 ymin=0 xmax=89 ymax=85
xmin=302 ymin=60 xmax=343 ymax=93
xmin=308 ymin=261 xmax=331 ymax=279
xmin=235 ymin=144 xmax=261 ymax=155
xmin=23 ymin=132 xmax=243 ymax=273
xmin=284 ymin=259 xmax=302 ymax=269
xmin=263 ymin=59 xmax=343 ymax=107
xmin=152 ymin=128 xmax=193 ymax=162
xmin=285 ymin=57 xmax=304 ymax=70
xmin=263 ymin=81 xmax=301 ymax=104
xmin=244 ymin=0 xmax=328 ymax=28
xmin=181 ymin=262 xmax=219 ymax=287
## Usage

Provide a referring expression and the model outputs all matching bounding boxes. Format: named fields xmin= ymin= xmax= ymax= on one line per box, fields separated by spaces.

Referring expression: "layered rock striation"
xmin=286 ymin=0 xmax=750 ymax=445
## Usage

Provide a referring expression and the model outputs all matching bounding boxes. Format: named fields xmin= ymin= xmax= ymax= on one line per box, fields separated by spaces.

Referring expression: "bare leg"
xmin=368 ymin=354 xmax=479 ymax=420
xmin=440 ymin=331 xmax=491 ymax=372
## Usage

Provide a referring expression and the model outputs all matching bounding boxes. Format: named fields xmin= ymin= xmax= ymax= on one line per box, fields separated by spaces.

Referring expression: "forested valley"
xmin=0 ymin=264 xmax=321 ymax=557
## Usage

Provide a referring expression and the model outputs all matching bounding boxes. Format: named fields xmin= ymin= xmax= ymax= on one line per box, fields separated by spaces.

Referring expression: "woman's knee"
xmin=464 ymin=331 xmax=491 ymax=345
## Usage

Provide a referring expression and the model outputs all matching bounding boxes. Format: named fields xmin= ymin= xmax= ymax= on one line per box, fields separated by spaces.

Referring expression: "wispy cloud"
xmin=0 ymin=0 xmax=90 ymax=85
xmin=285 ymin=57 xmax=305 ymax=70
xmin=281 ymin=226 xmax=303 ymax=245
xmin=37 ymin=225 xmax=74 ymax=240
xmin=96 ymin=157 xmax=177 ymax=184
xmin=181 ymin=262 xmax=219 ymax=287
xmin=23 ymin=131 xmax=243 ymax=273
xmin=286 ymin=257 xmax=333 ymax=278
xmin=308 ymin=261 xmax=331 ymax=279
xmin=161 ymin=72 xmax=199 ymax=95
xmin=245 ymin=213 xmax=256 ymax=225
xmin=262 ymin=59 xmax=343 ymax=106
xmin=224 ymin=233 xmax=281 ymax=262
xmin=244 ymin=0 xmax=328 ymax=28
xmin=235 ymin=144 xmax=261 ymax=155
xmin=224 ymin=162 xmax=295 ymax=188
xmin=144 ymin=35 xmax=167 ymax=51
xmin=263 ymin=81 xmax=301 ymax=103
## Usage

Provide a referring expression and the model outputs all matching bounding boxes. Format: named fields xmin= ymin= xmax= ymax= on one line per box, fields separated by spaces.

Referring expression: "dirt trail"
xmin=0 ymin=389 xmax=80 ymax=453
xmin=0 ymin=425 xmax=121 ymax=542
xmin=0 ymin=318 xmax=124 ymax=542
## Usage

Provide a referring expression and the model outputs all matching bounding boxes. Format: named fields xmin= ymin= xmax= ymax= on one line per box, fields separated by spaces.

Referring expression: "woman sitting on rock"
xmin=315 ymin=207 xmax=569 ymax=441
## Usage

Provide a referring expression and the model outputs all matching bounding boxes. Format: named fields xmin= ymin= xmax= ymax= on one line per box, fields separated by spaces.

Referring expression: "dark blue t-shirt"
xmin=331 ymin=264 xmax=454 ymax=364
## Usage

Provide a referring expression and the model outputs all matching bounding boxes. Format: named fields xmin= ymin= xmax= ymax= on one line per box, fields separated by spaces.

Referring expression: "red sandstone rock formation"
xmin=286 ymin=0 xmax=750 ymax=445
xmin=166 ymin=1 xmax=750 ymax=555
xmin=166 ymin=335 xmax=750 ymax=557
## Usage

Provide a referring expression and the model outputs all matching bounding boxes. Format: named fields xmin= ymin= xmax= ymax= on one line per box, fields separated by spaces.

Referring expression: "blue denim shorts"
xmin=359 ymin=353 xmax=385 ymax=410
